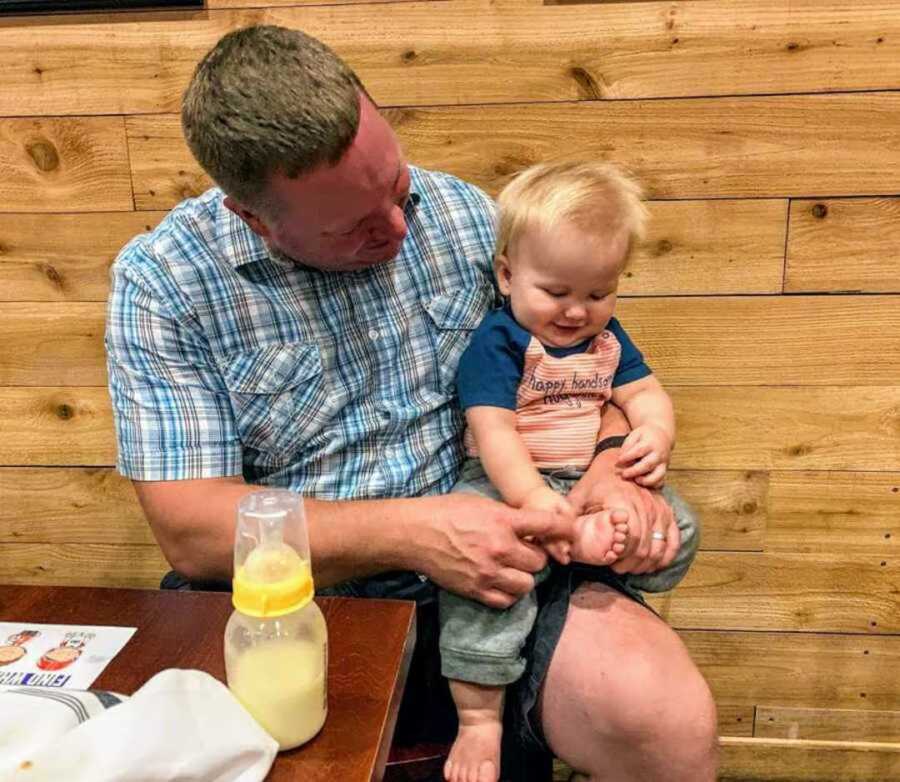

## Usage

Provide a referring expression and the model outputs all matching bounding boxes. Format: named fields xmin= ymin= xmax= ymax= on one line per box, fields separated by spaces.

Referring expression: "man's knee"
xmin=621 ymin=665 xmax=718 ymax=777
xmin=578 ymin=659 xmax=718 ymax=779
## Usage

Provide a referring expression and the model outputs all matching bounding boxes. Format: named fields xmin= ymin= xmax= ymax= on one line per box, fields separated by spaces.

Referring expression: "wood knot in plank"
xmin=493 ymin=155 xmax=532 ymax=179
xmin=665 ymin=6 xmax=677 ymax=30
xmin=741 ymin=501 xmax=757 ymax=515
xmin=811 ymin=203 xmax=828 ymax=219
xmin=56 ymin=404 xmax=74 ymax=420
xmin=38 ymin=263 xmax=64 ymax=289
xmin=569 ymin=66 xmax=603 ymax=100
xmin=400 ymin=50 xmax=417 ymax=64
xmin=788 ymin=443 xmax=813 ymax=457
xmin=655 ymin=239 xmax=674 ymax=255
xmin=382 ymin=108 xmax=413 ymax=128
xmin=26 ymin=140 xmax=60 ymax=172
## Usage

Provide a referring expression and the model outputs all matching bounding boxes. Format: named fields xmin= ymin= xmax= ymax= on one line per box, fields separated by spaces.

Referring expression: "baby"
xmin=440 ymin=161 xmax=679 ymax=782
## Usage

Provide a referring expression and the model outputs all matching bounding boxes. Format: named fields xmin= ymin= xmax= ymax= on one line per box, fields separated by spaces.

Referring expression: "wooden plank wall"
xmin=1 ymin=0 xmax=899 ymax=751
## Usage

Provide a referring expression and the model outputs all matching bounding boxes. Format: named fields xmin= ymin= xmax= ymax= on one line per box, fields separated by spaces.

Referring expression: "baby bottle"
xmin=224 ymin=489 xmax=328 ymax=750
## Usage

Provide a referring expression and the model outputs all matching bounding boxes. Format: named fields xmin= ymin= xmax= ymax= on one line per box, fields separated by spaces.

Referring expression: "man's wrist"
xmin=594 ymin=435 xmax=627 ymax=456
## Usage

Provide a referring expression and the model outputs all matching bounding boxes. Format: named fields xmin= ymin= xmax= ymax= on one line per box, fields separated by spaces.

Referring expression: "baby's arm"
xmin=467 ymin=406 xmax=570 ymax=511
xmin=610 ymin=375 xmax=675 ymax=487
xmin=466 ymin=406 xmax=573 ymax=561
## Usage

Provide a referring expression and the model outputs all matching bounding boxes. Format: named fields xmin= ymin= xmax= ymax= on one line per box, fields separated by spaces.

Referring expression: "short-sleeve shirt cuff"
xmin=116 ymin=444 xmax=243 ymax=482
xmin=611 ymin=363 xmax=652 ymax=388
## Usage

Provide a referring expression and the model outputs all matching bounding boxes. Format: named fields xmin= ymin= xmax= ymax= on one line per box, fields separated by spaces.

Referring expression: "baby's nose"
xmin=564 ymin=303 xmax=586 ymax=321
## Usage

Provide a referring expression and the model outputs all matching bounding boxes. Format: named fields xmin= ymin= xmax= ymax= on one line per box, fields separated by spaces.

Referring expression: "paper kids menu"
xmin=0 ymin=622 xmax=135 ymax=690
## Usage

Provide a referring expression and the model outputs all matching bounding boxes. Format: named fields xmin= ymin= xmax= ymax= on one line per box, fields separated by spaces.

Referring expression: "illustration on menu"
xmin=0 ymin=623 xmax=135 ymax=689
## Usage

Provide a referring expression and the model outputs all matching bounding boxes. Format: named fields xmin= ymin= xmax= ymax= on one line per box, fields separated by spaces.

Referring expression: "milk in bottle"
xmin=224 ymin=490 xmax=328 ymax=750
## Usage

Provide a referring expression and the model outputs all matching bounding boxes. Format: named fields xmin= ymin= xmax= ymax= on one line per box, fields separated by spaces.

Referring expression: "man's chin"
xmin=354 ymin=243 xmax=402 ymax=266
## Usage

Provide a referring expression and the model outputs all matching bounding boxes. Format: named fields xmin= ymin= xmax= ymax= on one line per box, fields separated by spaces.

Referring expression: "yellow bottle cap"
xmin=232 ymin=546 xmax=314 ymax=618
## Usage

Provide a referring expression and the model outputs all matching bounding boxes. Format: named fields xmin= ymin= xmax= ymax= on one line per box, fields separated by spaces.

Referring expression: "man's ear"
xmin=495 ymin=254 xmax=513 ymax=296
xmin=224 ymin=195 xmax=272 ymax=240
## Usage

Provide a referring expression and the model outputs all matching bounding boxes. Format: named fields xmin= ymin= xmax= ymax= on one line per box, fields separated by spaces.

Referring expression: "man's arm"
xmin=567 ymin=403 xmax=680 ymax=574
xmin=134 ymin=476 xmax=572 ymax=608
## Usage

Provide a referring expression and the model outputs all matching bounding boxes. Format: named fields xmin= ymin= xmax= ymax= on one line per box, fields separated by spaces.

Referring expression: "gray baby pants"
xmin=438 ymin=458 xmax=700 ymax=685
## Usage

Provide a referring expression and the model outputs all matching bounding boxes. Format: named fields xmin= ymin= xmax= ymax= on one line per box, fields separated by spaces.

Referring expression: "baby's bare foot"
xmin=569 ymin=509 xmax=629 ymax=566
xmin=444 ymin=719 xmax=502 ymax=782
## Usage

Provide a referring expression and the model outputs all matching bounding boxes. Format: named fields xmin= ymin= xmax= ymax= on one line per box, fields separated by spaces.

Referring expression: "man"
xmin=106 ymin=25 xmax=717 ymax=781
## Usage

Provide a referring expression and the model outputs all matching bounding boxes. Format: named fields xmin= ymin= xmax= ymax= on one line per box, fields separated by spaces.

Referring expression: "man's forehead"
xmin=274 ymin=121 xmax=402 ymax=213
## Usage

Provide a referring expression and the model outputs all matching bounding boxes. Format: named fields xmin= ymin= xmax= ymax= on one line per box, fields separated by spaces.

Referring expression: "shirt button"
xmin=368 ymin=328 xmax=379 ymax=340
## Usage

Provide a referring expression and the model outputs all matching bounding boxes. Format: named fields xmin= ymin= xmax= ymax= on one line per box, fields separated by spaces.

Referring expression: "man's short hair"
xmin=182 ymin=24 xmax=364 ymax=217
xmin=495 ymin=161 xmax=649 ymax=265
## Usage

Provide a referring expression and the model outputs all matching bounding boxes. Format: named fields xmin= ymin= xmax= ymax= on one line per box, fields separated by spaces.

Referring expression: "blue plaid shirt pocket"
xmin=219 ymin=342 xmax=332 ymax=459
xmin=423 ymin=285 xmax=495 ymax=393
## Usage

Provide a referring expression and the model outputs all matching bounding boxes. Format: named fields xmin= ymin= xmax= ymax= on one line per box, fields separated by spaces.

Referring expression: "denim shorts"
xmin=315 ymin=565 xmax=652 ymax=757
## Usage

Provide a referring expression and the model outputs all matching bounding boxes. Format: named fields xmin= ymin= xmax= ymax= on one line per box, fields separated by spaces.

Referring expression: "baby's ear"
xmin=495 ymin=254 xmax=513 ymax=295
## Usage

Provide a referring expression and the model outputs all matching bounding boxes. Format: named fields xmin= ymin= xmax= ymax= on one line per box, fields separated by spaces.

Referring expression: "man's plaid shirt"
xmin=105 ymin=166 xmax=498 ymax=499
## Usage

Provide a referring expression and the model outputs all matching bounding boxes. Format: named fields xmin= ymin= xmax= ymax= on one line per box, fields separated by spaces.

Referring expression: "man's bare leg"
xmin=445 ymin=680 xmax=504 ymax=782
xmin=539 ymin=583 xmax=718 ymax=781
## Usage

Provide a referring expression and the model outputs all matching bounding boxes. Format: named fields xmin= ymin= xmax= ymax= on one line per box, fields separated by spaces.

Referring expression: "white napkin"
xmin=0 ymin=669 xmax=278 ymax=781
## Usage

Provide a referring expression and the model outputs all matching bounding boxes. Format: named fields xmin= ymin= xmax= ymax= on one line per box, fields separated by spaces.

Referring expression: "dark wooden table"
xmin=0 ymin=585 xmax=416 ymax=782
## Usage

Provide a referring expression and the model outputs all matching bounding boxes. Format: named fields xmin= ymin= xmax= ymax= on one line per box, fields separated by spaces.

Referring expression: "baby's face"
xmin=497 ymin=221 xmax=627 ymax=348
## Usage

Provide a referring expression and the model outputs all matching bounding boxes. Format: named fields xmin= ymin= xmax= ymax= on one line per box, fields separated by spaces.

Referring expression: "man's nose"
xmin=370 ymin=205 xmax=408 ymax=242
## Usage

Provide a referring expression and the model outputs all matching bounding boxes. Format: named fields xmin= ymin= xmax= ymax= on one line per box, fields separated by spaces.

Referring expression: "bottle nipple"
xmin=243 ymin=543 xmax=304 ymax=585
xmin=233 ymin=490 xmax=314 ymax=617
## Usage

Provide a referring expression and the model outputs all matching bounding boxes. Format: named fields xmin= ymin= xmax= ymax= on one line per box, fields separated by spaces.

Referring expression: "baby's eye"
xmin=590 ymin=292 xmax=610 ymax=301
xmin=543 ymin=288 xmax=566 ymax=298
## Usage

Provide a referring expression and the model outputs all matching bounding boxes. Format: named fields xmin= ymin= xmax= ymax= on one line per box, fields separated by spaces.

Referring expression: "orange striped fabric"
xmin=464 ymin=330 xmax=621 ymax=469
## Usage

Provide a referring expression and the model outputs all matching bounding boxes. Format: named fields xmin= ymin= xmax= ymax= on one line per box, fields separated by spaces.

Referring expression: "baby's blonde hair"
xmin=495 ymin=161 xmax=648 ymax=266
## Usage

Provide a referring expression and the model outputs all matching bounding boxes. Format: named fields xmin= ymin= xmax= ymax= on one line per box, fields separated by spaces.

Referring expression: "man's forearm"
xmin=134 ymin=477 xmax=425 ymax=587
xmin=566 ymin=403 xmax=631 ymax=509
xmin=598 ymin=402 xmax=630 ymax=438
xmin=305 ymin=495 xmax=438 ymax=587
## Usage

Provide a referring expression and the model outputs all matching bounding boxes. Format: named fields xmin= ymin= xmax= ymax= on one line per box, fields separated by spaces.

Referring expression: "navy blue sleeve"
xmin=608 ymin=317 xmax=653 ymax=387
xmin=457 ymin=308 xmax=531 ymax=410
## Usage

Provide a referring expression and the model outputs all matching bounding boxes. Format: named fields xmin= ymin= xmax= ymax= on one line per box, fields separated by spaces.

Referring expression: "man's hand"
xmin=568 ymin=449 xmax=679 ymax=577
xmin=617 ymin=423 xmax=672 ymax=488
xmin=413 ymin=493 xmax=576 ymax=609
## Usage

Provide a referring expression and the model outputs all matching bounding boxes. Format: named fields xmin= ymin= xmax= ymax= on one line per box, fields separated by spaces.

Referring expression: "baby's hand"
xmin=520 ymin=486 xmax=575 ymax=564
xmin=616 ymin=424 xmax=673 ymax=488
